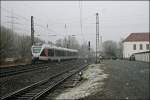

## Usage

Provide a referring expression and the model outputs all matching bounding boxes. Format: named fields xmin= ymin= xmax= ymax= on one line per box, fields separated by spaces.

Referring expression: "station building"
xmin=123 ymin=32 xmax=150 ymax=62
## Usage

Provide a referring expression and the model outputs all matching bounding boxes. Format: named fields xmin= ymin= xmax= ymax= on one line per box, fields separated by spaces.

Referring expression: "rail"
xmin=1 ymin=62 xmax=88 ymax=100
xmin=0 ymin=60 xmax=77 ymax=78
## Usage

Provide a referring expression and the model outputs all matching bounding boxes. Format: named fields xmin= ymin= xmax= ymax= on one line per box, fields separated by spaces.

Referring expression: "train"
xmin=31 ymin=44 xmax=78 ymax=63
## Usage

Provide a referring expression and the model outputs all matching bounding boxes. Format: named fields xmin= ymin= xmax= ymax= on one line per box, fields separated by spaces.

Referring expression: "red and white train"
xmin=31 ymin=44 xmax=78 ymax=63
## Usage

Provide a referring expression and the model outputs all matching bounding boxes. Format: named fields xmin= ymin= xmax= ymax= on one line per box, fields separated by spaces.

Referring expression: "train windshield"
xmin=33 ymin=47 xmax=42 ymax=53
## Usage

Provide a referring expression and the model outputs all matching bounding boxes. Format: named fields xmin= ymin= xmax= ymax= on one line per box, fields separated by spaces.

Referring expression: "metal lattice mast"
xmin=31 ymin=16 xmax=34 ymax=46
xmin=96 ymin=13 xmax=99 ymax=63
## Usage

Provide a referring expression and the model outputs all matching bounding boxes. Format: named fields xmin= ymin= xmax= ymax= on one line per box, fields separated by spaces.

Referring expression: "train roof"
xmin=32 ymin=44 xmax=78 ymax=52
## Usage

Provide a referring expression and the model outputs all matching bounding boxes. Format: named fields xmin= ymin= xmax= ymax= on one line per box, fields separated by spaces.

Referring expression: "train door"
xmin=39 ymin=48 xmax=48 ymax=60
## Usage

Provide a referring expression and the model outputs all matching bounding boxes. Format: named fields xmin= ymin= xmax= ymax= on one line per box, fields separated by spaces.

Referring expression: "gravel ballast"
xmin=0 ymin=60 xmax=83 ymax=97
xmin=54 ymin=63 xmax=108 ymax=99
xmin=48 ymin=60 xmax=149 ymax=100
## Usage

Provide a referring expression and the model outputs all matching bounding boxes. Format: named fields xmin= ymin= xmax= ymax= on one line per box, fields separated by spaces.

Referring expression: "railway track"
xmin=1 ymin=62 xmax=88 ymax=100
xmin=0 ymin=63 xmax=56 ymax=78
xmin=0 ymin=60 xmax=77 ymax=78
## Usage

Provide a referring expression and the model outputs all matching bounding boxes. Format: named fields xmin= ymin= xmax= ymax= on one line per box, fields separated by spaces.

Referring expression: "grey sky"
xmin=1 ymin=1 xmax=149 ymax=49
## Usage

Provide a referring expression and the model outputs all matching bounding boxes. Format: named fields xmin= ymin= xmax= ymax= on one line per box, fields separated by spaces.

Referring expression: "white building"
xmin=134 ymin=51 xmax=150 ymax=62
xmin=123 ymin=33 xmax=150 ymax=59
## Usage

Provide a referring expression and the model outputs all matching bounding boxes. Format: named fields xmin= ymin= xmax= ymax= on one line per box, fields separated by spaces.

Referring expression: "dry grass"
xmin=0 ymin=57 xmax=32 ymax=67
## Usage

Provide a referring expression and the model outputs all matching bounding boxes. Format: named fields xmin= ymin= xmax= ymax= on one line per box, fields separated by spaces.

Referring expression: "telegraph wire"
xmin=79 ymin=0 xmax=86 ymax=44
xmin=1 ymin=7 xmax=30 ymax=34
xmin=34 ymin=23 xmax=59 ymax=35
xmin=34 ymin=17 xmax=62 ymax=36
xmin=1 ymin=7 xmax=30 ymax=21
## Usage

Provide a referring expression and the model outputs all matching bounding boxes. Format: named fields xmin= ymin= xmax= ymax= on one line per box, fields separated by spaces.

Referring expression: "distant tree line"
xmin=102 ymin=40 xmax=123 ymax=59
xmin=55 ymin=36 xmax=123 ymax=59
xmin=55 ymin=36 xmax=94 ymax=58
xmin=0 ymin=26 xmax=94 ymax=63
xmin=1 ymin=25 xmax=123 ymax=62
xmin=0 ymin=26 xmax=45 ymax=62
xmin=55 ymin=36 xmax=80 ymax=49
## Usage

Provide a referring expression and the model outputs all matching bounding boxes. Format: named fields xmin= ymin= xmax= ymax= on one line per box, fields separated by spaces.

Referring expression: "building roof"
xmin=134 ymin=51 xmax=150 ymax=54
xmin=123 ymin=32 xmax=150 ymax=42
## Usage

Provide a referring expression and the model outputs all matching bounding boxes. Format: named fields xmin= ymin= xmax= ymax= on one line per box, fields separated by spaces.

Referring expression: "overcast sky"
xmin=1 ymin=1 xmax=149 ymax=49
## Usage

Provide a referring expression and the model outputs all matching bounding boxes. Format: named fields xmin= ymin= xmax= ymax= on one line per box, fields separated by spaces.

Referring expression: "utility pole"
xmin=31 ymin=16 xmax=34 ymax=46
xmin=11 ymin=9 xmax=14 ymax=33
xmin=88 ymin=41 xmax=90 ymax=62
xmin=64 ymin=24 xmax=67 ymax=48
xmin=100 ymin=35 xmax=102 ymax=52
xmin=96 ymin=13 xmax=99 ymax=63
xmin=88 ymin=41 xmax=90 ymax=51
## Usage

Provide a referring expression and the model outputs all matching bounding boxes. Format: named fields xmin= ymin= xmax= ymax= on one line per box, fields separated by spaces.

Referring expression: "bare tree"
xmin=116 ymin=38 xmax=124 ymax=59
xmin=0 ymin=25 xmax=45 ymax=61
xmin=67 ymin=36 xmax=80 ymax=49
xmin=0 ymin=26 xmax=15 ymax=58
xmin=55 ymin=35 xmax=80 ymax=49
xmin=103 ymin=40 xmax=117 ymax=58
xmin=55 ymin=39 xmax=63 ymax=47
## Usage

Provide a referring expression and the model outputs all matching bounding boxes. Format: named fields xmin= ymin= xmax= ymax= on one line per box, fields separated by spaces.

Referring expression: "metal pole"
xmin=88 ymin=41 xmax=90 ymax=62
xmin=11 ymin=9 xmax=14 ymax=33
xmin=96 ymin=13 xmax=99 ymax=63
xmin=31 ymin=16 xmax=34 ymax=46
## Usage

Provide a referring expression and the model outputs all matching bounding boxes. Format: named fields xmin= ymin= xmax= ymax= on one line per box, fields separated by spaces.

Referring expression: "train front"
xmin=31 ymin=45 xmax=43 ymax=63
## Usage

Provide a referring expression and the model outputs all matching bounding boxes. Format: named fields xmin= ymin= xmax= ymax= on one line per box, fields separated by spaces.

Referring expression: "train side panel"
xmin=32 ymin=44 xmax=78 ymax=62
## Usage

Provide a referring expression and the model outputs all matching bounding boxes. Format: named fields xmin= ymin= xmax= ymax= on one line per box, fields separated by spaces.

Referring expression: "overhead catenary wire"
xmin=2 ymin=20 xmax=30 ymax=35
xmin=79 ymin=0 xmax=86 ymax=44
xmin=1 ymin=7 xmax=31 ymax=35
xmin=2 ymin=6 xmax=93 ymax=44
xmin=3 ymin=12 xmax=58 ymax=38
xmin=1 ymin=7 xmax=30 ymax=22
xmin=34 ymin=23 xmax=59 ymax=35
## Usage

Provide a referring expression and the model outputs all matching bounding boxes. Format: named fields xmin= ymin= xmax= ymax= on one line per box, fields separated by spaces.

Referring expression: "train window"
xmin=58 ymin=50 xmax=61 ymax=56
xmin=55 ymin=50 xmax=77 ymax=56
xmin=66 ymin=51 xmax=68 ymax=56
xmin=73 ymin=52 xmax=75 ymax=56
xmin=55 ymin=50 xmax=58 ymax=56
xmin=55 ymin=50 xmax=66 ymax=56
xmin=55 ymin=50 xmax=62 ymax=56
xmin=70 ymin=52 xmax=72 ymax=56
xmin=60 ymin=50 xmax=63 ymax=56
xmin=61 ymin=50 xmax=65 ymax=56
xmin=61 ymin=50 xmax=64 ymax=56
xmin=63 ymin=51 xmax=66 ymax=56
xmin=64 ymin=51 xmax=67 ymax=56
xmin=68 ymin=51 xmax=70 ymax=56
xmin=75 ymin=52 xmax=77 ymax=56
xmin=33 ymin=47 xmax=41 ymax=53
xmin=72 ymin=52 xmax=74 ymax=56
xmin=71 ymin=52 xmax=74 ymax=56
xmin=48 ymin=49 xmax=54 ymax=56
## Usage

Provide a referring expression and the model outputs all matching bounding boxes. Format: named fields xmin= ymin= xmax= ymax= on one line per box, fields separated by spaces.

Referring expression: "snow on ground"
xmin=55 ymin=64 xmax=109 ymax=100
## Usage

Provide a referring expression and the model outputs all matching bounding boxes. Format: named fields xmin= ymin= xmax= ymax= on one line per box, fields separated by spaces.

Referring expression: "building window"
xmin=146 ymin=44 xmax=149 ymax=50
xmin=133 ymin=44 xmax=136 ymax=50
xmin=139 ymin=44 xmax=143 ymax=50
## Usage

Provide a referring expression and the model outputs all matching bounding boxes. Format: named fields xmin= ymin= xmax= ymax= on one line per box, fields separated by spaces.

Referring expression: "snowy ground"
xmin=55 ymin=64 xmax=109 ymax=99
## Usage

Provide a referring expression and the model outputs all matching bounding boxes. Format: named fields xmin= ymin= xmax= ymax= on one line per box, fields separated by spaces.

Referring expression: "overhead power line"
xmin=79 ymin=0 xmax=85 ymax=43
xmin=1 ymin=7 xmax=30 ymax=21
xmin=34 ymin=23 xmax=60 ymax=35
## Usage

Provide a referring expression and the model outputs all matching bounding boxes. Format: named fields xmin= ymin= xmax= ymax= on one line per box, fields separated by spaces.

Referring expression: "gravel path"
xmin=83 ymin=60 xmax=149 ymax=100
